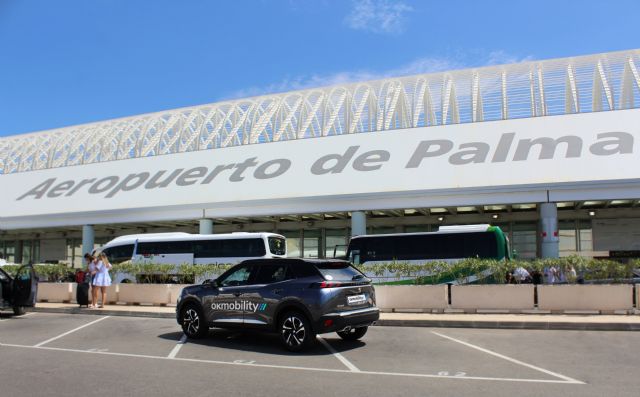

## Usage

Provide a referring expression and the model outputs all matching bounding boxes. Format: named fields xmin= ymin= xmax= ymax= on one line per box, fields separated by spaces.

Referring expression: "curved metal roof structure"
xmin=1 ymin=49 xmax=638 ymax=174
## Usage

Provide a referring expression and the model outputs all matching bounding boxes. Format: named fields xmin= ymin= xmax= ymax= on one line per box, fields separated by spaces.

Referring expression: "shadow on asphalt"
xmin=157 ymin=328 xmax=366 ymax=356
xmin=0 ymin=312 xmax=30 ymax=320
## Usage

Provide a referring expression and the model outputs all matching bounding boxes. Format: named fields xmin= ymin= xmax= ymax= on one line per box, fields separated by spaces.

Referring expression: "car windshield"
xmin=312 ymin=262 xmax=364 ymax=281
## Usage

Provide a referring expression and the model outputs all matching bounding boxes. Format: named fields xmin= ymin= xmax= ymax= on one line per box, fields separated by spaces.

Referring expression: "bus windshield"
xmin=268 ymin=237 xmax=286 ymax=256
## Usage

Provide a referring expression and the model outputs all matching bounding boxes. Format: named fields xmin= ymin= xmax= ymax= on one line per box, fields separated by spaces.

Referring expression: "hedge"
xmin=1 ymin=256 xmax=638 ymax=285
xmin=1 ymin=262 xmax=235 ymax=284
xmin=360 ymin=256 xmax=639 ymax=285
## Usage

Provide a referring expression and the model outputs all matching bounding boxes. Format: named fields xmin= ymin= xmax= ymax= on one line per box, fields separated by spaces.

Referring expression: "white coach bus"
xmin=97 ymin=232 xmax=286 ymax=283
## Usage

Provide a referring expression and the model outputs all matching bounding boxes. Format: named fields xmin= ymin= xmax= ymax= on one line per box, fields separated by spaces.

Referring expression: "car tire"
xmin=13 ymin=306 xmax=26 ymax=316
xmin=180 ymin=303 xmax=208 ymax=339
xmin=337 ymin=326 xmax=368 ymax=341
xmin=279 ymin=311 xmax=315 ymax=352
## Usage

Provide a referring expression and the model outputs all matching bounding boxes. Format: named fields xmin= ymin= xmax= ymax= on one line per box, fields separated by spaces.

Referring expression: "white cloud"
xmin=344 ymin=0 xmax=413 ymax=35
xmin=485 ymin=50 xmax=534 ymax=66
xmin=224 ymin=50 xmax=534 ymax=100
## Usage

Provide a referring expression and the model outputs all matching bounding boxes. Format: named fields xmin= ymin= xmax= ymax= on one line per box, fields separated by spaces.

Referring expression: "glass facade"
xmin=0 ymin=214 xmax=621 ymax=264
xmin=65 ymin=238 xmax=110 ymax=267
xmin=511 ymin=222 xmax=537 ymax=259
xmin=302 ymin=229 xmax=321 ymax=259
xmin=0 ymin=240 xmax=39 ymax=264
xmin=325 ymin=228 xmax=348 ymax=259
xmin=0 ymin=241 xmax=16 ymax=263
xmin=558 ymin=220 xmax=594 ymax=257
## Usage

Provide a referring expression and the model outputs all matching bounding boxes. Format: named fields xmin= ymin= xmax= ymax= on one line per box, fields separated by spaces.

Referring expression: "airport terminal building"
xmin=1 ymin=49 xmax=639 ymax=266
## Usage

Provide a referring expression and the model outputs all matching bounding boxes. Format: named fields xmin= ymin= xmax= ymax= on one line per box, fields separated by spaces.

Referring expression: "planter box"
xmin=374 ymin=285 xmax=448 ymax=311
xmin=451 ymin=285 xmax=535 ymax=311
xmin=70 ymin=284 xmax=118 ymax=304
xmin=37 ymin=282 xmax=72 ymax=303
xmin=118 ymin=284 xmax=170 ymax=305
xmin=168 ymin=284 xmax=191 ymax=306
xmin=538 ymin=284 xmax=634 ymax=312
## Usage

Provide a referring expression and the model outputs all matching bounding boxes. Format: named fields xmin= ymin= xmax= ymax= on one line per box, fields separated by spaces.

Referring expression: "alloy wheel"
xmin=281 ymin=316 xmax=306 ymax=347
xmin=183 ymin=308 xmax=200 ymax=336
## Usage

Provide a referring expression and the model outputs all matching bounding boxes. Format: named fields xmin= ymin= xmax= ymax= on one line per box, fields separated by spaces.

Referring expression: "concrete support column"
xmin=82 ymin=225 xmax=95 ymax=256
xmin=539 ymin=202 xmax=559 ymax=258
xmin=15 ymin=240 xmax=23 ymax=264
xmin=199 ymin=219 xmax=214 ymax=234
xmin=351 ymin=211 xmax=367 ymax=237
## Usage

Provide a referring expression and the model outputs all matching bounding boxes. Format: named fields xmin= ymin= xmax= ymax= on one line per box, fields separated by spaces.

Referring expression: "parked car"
xmin=0 ymin=265 xmax=38 ymax=315
xmin=176 ymin=258 xmax=379 ymax=351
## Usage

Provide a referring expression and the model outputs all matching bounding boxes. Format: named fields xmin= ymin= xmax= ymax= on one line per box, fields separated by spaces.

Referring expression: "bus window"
xmin=137 ymin=241 xmax=192 ymax=255
xmin=221 ymin=238 xmax=266 ymax=257
xmin=102 ymin=244 xmax=134 ymax=262
xmin=193 ymin=240 xmax=222 ymax=258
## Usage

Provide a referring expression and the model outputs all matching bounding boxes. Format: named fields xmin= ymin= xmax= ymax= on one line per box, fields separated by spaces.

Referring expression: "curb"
xmin=30 ymin=307 xmax=640 ymax=331
xmin=30 ymin=307 xmax=175 ymax=319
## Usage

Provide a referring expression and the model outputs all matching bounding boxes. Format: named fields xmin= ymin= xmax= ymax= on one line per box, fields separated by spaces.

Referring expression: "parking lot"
xmin=1 ymin=312 xmax=638 ymax=396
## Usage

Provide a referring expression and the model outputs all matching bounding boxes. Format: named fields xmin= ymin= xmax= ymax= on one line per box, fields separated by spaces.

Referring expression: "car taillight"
xmin=318 ymin=281 xmax=342 ymax=288
xmin=313 ymin=280 xmax=370 ymax=288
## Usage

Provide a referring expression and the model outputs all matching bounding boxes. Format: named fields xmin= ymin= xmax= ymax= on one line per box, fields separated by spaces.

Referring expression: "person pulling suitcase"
xmin=81 ymin=253 xmax=97 ymax=308
xmin=75 ymin=267 xmax=90 ymax=308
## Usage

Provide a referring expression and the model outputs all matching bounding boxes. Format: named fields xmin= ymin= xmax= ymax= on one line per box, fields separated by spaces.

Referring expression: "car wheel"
xmin=279 ymin=311 xmax=315 ymax=352
xmin=337 ymin=326 xmax=368 ymax=341
xmin=13 ymin=306 xmax=26 ymax=316
xmin=181 ymin=303 xmax=208 ymax=339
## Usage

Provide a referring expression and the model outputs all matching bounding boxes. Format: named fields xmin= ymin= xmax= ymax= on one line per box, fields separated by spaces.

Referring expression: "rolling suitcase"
xmin=76 ymin=282 xmax=90 ymax=307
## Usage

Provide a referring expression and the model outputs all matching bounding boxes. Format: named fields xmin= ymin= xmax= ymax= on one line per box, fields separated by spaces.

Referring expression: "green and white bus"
xmin=346 ymin=224 xmax=511 ymax=283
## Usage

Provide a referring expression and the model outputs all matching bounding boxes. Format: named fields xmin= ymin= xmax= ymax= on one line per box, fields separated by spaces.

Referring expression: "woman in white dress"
xmin=93 ymin=252 xmax=113 ymax=308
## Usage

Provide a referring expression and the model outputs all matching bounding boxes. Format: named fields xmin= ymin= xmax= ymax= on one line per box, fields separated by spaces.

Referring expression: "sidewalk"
xmin=31 ymin=303 xmax=640 ymax=331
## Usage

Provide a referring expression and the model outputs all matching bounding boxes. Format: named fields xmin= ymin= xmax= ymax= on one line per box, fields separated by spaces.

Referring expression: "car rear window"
xmin=313 ymin=262 xmax=364 ymax=281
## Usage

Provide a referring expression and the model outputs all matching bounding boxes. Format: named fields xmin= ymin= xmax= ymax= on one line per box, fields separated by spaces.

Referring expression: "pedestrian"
xmin=84 ymin=253 xmax=98 ymax=308
xmin=530 ymin=269 xmax=543 ymax=284
xmin=93 ymin=252 xmax=112 ymax=308
xmin=544 ymin=266 xmax=558 ymax=284
xmin=565 ymin=265 xmax=577 ymax=283
xmin=505 ymin=270 xmax=515 ymax=284
xmin=513 ymin=266 xmax=532 ymax=283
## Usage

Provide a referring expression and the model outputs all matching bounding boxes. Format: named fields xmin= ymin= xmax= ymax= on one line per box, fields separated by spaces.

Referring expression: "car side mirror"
xmin=209 ymin=279 xmax=220 ymax=288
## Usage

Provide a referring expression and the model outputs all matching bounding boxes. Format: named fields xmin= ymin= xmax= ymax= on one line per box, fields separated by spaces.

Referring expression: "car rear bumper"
xmin=317 ymin=307 xmax=380 ymax=334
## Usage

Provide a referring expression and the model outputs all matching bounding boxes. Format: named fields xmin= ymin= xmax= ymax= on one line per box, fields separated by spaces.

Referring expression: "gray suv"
xmin=176 ymin=258 xmax=379 ymax=351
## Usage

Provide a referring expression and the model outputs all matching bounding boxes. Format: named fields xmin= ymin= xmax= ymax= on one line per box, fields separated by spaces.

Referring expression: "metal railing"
xmin=1 ymin=49 xmax=638 ymax=174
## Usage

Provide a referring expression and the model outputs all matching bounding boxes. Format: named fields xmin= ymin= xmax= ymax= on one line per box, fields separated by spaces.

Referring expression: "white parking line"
xmin=317 ymin=336 xmax=361 ymax=372
xmin=167 ymin=335 xmax=187 ymax=359
xmin=0 ymin=342 xmax=584 ymax=384
xmin=33 ymin=316 xmax=110 ymax=347
xmin=431 ymin=331 xmax=584 ymax=384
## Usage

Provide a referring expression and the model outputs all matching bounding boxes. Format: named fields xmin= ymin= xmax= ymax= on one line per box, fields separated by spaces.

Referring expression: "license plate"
xmin=347 ymin=294 xmax=366 ymax=305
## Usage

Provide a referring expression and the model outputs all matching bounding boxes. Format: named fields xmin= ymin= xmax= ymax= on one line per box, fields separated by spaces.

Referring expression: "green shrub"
xmin=109 ymin=262 xmax=235 ymax=284
xmin=356 ymin=255 xmax=639 ymax=285
xmin=2 ymin=263 xmax=73 ymax=282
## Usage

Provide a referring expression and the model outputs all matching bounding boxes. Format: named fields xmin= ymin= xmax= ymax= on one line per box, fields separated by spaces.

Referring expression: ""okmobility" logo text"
xmin=211 ymin=301 xmax=267 ymax=313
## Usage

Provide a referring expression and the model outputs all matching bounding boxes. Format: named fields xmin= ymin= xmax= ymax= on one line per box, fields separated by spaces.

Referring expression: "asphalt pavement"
xmin=1 ymin=312 xmax=639 ymax=396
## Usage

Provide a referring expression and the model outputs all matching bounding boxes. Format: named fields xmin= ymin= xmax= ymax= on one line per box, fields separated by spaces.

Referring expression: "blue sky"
xmin=0 ymin=0 xmax=638 ymax=137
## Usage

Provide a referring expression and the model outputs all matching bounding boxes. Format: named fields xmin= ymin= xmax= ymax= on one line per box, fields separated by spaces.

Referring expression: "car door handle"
xmin=272 ymin=288 xmax=283 ymax=295
xmin=233 ymin=292 xmax=242 ymax=297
